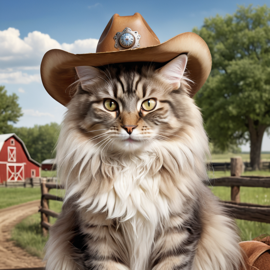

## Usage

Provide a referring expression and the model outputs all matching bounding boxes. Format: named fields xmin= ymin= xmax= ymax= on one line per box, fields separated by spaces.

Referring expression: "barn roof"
xmin=42 ymin=159 xmax=56 ymax=164
xmin=0 ymin=133 xmax=40 ymax=167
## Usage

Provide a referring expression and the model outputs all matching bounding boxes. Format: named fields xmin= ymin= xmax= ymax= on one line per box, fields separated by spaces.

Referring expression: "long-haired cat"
xmin=44 ymin=54 xmax=244 ymax=270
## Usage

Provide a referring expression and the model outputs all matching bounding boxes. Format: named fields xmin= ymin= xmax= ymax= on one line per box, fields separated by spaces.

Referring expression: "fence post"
xmin=40 ymin=178 xmax=49 ymax=236
xmin=230 ymin=157 xmax=242 ymax=203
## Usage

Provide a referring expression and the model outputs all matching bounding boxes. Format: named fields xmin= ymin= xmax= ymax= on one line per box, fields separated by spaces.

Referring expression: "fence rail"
xmin=2 ymin=177 xmax=58 ymax=188
xmin=39 ymin=157 xmax=270 ymax=236
xmin=207 ymin=161 xmax=270 ymax=171
xmin=221 ymin=201 xmax=270 ymax=223
xmin=205 ymin=176 xmax=270 ymax=187
xmin=40 ymin=181 xmax=64 ymax=235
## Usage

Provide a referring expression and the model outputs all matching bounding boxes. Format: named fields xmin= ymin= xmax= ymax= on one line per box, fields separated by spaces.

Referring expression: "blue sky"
xmin=1 ymin=0 xmax=270 ymax=151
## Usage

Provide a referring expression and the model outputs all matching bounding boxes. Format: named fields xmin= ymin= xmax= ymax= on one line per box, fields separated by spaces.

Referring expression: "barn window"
xmin=8 ymin=147 xmax=16 ymax=162
xmin=10 ymin=139 xmax=15 ymax=145
xmin=31 ymin=170 xmax=36 ymax=177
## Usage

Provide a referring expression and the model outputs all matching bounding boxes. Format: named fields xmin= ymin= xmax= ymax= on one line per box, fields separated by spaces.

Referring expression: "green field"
xmin=209 ymin=152 xmax=270 ymax=162
xmin=0 ymin=188 xmax=40 ymax=209
xmin=11 ymin=199 xmax=63 ymax=258
xmin=0 ymin=187 xmax=64 ymax=210
xmin=41 ymin=170 xmax=57 ymax=178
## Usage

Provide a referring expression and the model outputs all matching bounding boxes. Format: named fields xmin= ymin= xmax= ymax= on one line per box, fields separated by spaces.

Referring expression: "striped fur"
xmin=45 ymin=58 xmax=244 ymax=270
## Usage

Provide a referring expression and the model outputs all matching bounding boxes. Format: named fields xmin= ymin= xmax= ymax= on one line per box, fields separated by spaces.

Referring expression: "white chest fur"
xmin=87 ymin=164 xmax=170 ymax=270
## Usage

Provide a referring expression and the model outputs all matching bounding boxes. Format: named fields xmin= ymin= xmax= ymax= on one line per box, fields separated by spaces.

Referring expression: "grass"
xmin=41 ymin=170 xmax=57 ymax=178
xmin=10 ymin=191 xmax=64 ymax=259
xmin=208 ymin=169 xmax=270 ymax=241
xmin=0 ymin=186 xmax=64 ymax=259
xmin=209 ymin=153 xmax=270 ymax=162
xmin=209 ymin=186 xmax=270 ymax=240
xmin=11 ymin=213 xmax=48 ymax=258
xmin=0 ymin=188 xmax=41 ymax=209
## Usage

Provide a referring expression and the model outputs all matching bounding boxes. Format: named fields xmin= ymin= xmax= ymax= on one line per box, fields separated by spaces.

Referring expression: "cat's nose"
xmin=121 ymin=125 xmax=137 ymax=135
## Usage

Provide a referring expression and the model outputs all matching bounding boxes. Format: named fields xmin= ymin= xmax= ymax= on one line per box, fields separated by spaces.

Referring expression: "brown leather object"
xmin=96 ymin=13 xmax=160 ymax=52
xmin=240 ymin=241 xmax=270 ymax=270
xmin=41 ymin=13 xmax=212 ymax=106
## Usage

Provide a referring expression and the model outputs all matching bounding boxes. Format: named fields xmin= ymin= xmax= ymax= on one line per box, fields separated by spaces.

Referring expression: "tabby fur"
xmin=44 ymin=55 xmax=244 ymax=270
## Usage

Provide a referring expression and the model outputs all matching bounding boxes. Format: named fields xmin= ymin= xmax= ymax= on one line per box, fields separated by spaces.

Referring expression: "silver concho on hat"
xmin=113 ymin=28 xmax=141 ymax=50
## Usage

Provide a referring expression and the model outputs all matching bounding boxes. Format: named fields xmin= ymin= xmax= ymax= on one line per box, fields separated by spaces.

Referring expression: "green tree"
xmin=0 ymin=86 xmax=23 ymax=133
xmin=193 ymin=5 xmax=270 ymax=170
xmin=13 ymin=122 xmax=60 ymax=163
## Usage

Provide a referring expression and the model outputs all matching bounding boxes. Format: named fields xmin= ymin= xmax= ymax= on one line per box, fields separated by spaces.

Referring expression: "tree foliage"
xmin=13 ymin=123 xmax=60 ymax=164
xmin=0 ymin=86 xmax=23 ymax=133
xmin=193 ymin=5 xmax=270 ymax=169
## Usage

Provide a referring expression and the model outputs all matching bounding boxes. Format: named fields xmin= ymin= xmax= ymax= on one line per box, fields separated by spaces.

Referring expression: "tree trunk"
xmin=247 ymin=117 xmax=267 ymax=170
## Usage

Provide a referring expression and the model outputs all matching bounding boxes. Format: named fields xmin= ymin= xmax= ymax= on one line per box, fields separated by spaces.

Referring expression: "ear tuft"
xmin=75 ymin=66 xmax=101 ymax=89
xmin=157 ymin=54 xmax=188 ymax=89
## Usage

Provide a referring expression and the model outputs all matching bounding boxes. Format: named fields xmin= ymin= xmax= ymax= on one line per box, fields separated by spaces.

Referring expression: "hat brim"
xmin=41 ymin=32 xmax=211 ymax=106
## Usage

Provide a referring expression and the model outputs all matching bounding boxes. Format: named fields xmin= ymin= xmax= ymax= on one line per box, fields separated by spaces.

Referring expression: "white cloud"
xmin=0 ymin=27 xmax=98 ymax=71
xmin=18 ymin=87 xmax=25 ymax=93
xmin=0 ymin=28 xmax=32 ymax=56
xmin=23 ymin=109 xmax=54 ymax=118
xmin=0 ymin=71 xmax=40 ymax=84
xmin=62 ymin=39 xmax=99 ymax=54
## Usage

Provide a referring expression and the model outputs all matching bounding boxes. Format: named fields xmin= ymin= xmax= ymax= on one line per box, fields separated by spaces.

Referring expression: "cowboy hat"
xmin=41 ymin=13 xmax=211 ymax=106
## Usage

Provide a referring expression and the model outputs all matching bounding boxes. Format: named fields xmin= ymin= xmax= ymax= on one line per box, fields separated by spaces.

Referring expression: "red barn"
xmin=41 ymin=159 xmax=56 ymax=171
xmin=0 ymin=133 xmax=40 ymax=184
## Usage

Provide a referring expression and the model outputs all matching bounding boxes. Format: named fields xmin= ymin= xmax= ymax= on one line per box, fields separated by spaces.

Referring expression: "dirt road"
xmin=0 ymin=200 xmax=46 ymax=269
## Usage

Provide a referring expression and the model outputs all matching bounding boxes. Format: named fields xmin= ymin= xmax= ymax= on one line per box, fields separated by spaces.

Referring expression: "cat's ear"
xmin=156 ymin=54 xmax=188 ymax=89
xmin=75 ymin=66 xmax=101 ymax=89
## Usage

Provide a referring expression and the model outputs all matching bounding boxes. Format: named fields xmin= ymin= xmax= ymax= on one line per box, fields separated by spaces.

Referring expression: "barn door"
xmin=16 ymin=165 xmax=24 ymax=181
xmin=7 ymin=165 xmax=16 ymax=181
xmin=7 ymin=165 xmax=24 ymax=181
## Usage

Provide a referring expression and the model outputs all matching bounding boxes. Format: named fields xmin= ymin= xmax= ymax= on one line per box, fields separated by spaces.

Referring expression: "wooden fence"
xmin=40 ymin=157 xmax=270 ymax=236
xmin=40 ymin=181 xmax=64 ymax=236
xmin=207 ymin=161 xmax=270 ymax=172
xmin=2 ymin=177 xmax=58 ymax=188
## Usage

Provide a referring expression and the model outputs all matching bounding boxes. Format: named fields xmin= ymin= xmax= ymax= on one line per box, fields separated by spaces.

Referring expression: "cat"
xmin=44 ymin=54 xmax=245 ymax=270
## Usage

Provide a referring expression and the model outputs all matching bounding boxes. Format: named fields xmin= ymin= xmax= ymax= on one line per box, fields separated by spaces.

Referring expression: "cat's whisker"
xmin=59 ymin=134 xmax=108 ymax=167
xmin=88 ymin=133 xmax=111 ymax=141
xmin=77 ymin=137 xmax=111 ymax=182
xmin=103 ymin=71 xmax=114 ymax=88
xmin=59 ymin=131 xmax=117 ymax=175
xmin=85 ymin=129 xmax=107 ymax=133
xmin=100 ymin=139 xmax=112 ymax=159
xmin=155 ymin=134 xmax=169 ymax=141
xmin=105 ymin=67 xmax=113 ymax=82
xmin=91 ymin=138 xmax=114 ymax=170
xmin=97 ymin=75 xmax=114 ymax=89
xmin=60 ymin=134 xmax=110 ymax=178
xmin=159 ymin=132 xmax=183 ymax=140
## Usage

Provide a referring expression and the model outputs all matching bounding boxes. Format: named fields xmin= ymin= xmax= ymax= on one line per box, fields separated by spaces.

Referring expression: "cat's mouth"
xmin=125 ymin=137 xmax=140 ymax=143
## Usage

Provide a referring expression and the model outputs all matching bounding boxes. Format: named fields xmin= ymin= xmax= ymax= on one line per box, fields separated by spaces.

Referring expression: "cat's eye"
xmin=104 ymin=99 xmax=118 ymax=111
xmin=141 ymin=99 xmax=157 ymax=111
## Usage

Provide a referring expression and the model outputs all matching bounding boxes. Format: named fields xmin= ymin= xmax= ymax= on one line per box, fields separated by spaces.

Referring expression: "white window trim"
xmin=10 ymin=139 xmax=15 ymax=145
xmin=8 ymin=147 xmax=16 ymax=162
xmin=31 ymin=169 xmax=36 ymax=177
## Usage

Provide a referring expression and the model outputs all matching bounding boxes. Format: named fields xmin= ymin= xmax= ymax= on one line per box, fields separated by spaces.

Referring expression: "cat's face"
xmin=67 ymin=55 xmax=192 ymax=153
